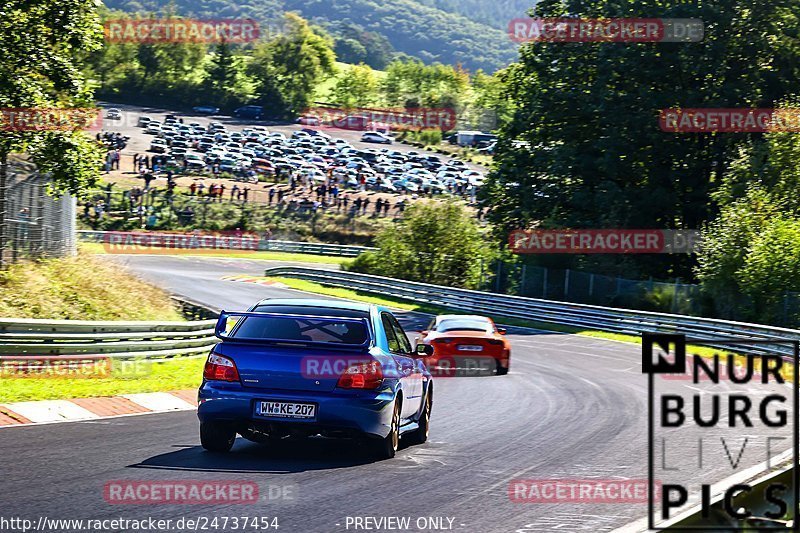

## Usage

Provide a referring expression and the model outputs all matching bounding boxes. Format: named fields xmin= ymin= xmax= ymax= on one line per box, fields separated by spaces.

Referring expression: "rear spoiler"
xmin=215 ymin=311 xmax=373 ymax=351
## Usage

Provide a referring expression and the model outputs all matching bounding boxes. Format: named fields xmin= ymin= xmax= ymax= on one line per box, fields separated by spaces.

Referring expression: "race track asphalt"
xmin=0 ymin=255 xmax=792 ymax=533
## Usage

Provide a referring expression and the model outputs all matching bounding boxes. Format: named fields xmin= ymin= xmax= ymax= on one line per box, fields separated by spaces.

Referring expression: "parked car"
xmin=184 ymin=154 xmax=206 ymax=170
xmin=149 ymin=139 xmax=168 ymax=153
xmin=193 ymin=105 xmax=220 ymax=114
xmin=137 ymin=116 xmax=152 ymax=127
xmin=197 ymin=299 xmax=434 ymax=458
xmin=233 ymin=105 xmax=264 ymax=120
xmin=361 ymin=131 xmax=393 ymax=144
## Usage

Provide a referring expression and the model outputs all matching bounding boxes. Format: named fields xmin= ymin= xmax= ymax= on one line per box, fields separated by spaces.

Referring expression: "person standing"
xmin=133 ymin=153 xmax=139 ymax=171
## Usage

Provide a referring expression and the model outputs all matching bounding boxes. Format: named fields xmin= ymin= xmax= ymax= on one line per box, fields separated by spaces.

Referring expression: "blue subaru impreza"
xmin=197 ymin=299 xmax=434 ymax=459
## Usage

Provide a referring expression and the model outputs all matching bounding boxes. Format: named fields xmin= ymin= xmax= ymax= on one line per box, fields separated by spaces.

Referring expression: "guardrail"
xmin=77 ymin=230 xmax=374 ymax=258
xmin=262 ymin=266 xmax=800 ymax=358
xmin=0 ymin=297 xmax=219 ymax=360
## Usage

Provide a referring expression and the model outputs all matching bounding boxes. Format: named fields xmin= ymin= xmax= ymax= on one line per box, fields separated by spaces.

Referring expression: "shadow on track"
xmin=128 ymin=436 xmax=410 ymax=474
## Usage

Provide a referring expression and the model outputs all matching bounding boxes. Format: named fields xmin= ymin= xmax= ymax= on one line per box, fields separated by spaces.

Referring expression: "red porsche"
xmin=414 ymin=315 xmax=510 ymax=376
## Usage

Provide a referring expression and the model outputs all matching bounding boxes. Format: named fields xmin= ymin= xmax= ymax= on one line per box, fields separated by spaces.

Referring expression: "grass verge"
xmin=80 ymin=241 xmax=352 ymax=266
xmin=0 ymin=250 xmax=183 ymax=320
xmin=0 ymin=357 xmax=205 ymax=403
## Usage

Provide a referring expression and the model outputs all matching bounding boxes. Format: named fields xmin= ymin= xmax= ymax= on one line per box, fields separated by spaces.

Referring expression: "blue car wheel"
xmin=366 ymin=398 xmax=400 ymax=460
xmin=200 ymin=421 xmax=236 ymax=452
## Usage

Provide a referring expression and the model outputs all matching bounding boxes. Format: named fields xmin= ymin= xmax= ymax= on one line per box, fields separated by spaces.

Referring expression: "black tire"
xmin=200 ymin=422 xmax=236 ymax=452
xmin=407 ymin=390 xmax=432 ymax=445
xmin=368 ymin=399 xmax=400 ymax=460
xmin=496 ymin=360 xmax=509 ymax=376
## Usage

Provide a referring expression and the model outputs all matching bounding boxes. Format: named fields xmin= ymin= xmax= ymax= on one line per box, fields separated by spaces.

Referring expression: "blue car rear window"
xmin=232 ymin=314 xmax=369 ymax=345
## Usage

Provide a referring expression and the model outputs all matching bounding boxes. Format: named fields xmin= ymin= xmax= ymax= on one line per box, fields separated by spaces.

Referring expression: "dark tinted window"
xmin=232 ymin=315 xmax=368 ymax=345
xmin=388 ymin=315 xmax=412 ymax=354
xmin=381 ymin=313 xmax=401 ymax=353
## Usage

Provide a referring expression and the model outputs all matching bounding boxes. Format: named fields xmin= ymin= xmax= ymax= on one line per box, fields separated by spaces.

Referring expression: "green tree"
xmin=381 ymin=59 xmax=469 ymax=110
xmin=0 ymin=0 xmax=105 ymax=267
xmin=348 ymin=201 xmax=494 ymax=288
xmin=203 ymin=40 xmax=251 ymax=108
xmin=329 ymin=64 xmax=378 ymax=107
xmin=697 ymin=104 xmax=800 ymax=321
xmin=738 ymin=218 xmax=800 ymax=322
xmin=483 ymin=0 xmax=800 ymax=280
xmin=250 ymin=13 xmax=336 ymax=117
xmin=334 ymin=38 xmax=368 ymax=65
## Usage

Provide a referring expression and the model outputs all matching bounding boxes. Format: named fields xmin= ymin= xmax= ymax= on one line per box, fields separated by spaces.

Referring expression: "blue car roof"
xmin=251 ymin=298 xmax=374 ymax=314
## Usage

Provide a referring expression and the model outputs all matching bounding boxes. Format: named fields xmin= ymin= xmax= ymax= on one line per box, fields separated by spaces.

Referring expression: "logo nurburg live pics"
xmin=642 ymin=333 xmax=799 ymax=531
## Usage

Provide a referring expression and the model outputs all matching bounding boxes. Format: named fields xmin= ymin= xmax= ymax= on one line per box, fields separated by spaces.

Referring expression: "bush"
xmin=344 ymin=201 xmax=495 ymax=289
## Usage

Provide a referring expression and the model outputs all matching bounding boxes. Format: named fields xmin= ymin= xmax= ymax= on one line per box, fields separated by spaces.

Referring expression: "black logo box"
xmin=642 ymin=333 xmax=800 ymax=531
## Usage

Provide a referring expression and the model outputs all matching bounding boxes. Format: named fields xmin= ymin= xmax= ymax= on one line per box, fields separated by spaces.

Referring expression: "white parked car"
xmin=462 ymin=170 xmax=485 ymax=186
xmin=150 ymin=139 xmax=168 ymax=153
xmin=361 ymin=131 xmax=393 ymax=144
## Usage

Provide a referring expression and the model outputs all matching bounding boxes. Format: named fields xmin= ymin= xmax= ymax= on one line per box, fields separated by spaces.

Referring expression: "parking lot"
xmin=97 ymin=103 xmax=488 ymax=217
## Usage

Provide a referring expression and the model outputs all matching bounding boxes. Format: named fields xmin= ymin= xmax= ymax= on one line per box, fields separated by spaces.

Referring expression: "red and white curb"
xmin=0 ymin=389 xmax=196 ymax=427
xmin=222 ymin=275 xmax=287 ymax=287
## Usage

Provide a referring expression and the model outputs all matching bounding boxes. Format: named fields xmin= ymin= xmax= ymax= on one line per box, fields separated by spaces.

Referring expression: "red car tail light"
xmin=337 ymin=360 xmax=383 ymax=389
xmin=203 ymin=353 xmax=240 ymax=382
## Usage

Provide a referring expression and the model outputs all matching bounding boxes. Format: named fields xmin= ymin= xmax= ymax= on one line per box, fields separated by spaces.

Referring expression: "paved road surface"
xmin=1 ymin=255 xmax=791 ymax=532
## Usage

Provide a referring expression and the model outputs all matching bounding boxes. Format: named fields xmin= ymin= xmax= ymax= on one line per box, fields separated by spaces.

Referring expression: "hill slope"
xmin=102 ymin=0 xmax=518 ymax=72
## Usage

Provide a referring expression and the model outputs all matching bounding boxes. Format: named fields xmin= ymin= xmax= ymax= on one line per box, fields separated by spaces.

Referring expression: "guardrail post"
xmin=564 ymin=269 xmax=570 ymax=298
xmin=671 ymin=278 xmax=680 ymax=313
xmin=520 ymin=265 xmax=527 ymax=295
xmin=783 ymin=291 xmax=789 ymax=325
xmin=542 ymin=268 xmax=548 ymax=298
xmin=588 ymin=273 xmax=594 ymax=298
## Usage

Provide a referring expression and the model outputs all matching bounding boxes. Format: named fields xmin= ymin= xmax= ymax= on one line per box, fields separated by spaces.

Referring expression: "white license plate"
xmin=256 ymin=401 xmax=316 ymax=419
xmin=457 ymin=345 xmax=483 ymax=352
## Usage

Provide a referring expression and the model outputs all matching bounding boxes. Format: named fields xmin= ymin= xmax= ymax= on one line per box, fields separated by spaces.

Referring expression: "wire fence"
xmin=482 ymin=261 xmax=800 ymax=329
xmin=1 ymin=157 xmax=76 ymax=266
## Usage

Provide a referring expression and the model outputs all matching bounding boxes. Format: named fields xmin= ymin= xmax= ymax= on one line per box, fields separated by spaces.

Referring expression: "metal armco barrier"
xmin=77 ymin=230 xmax=374 ymax=258
xmin=262 ymin=266 xmax=800 ymax=359
xmin=0 ymin=298 xmax=220 ymax=359
xmin=0 ymin=317 xmax=218 ymax=358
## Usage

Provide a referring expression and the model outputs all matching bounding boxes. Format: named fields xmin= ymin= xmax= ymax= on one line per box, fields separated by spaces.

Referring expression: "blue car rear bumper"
xmin=197 ymin=382 xmax=396 ymax=439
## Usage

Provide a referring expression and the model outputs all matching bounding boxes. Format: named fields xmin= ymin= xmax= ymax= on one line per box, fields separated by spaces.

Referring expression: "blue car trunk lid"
xmin=214 ymin=343 xmax=372 ymax=393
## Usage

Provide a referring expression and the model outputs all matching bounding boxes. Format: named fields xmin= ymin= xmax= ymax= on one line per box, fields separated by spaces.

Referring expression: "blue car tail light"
xmin=336 ymin=360 xmax=383 ymax=389
xmin=203 ymin=353 xmax=241 ymax=382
